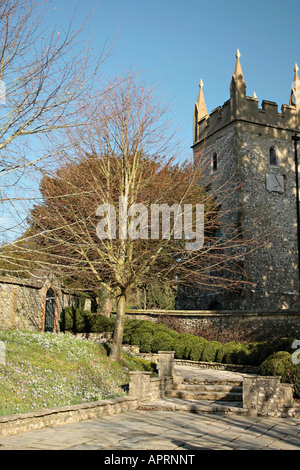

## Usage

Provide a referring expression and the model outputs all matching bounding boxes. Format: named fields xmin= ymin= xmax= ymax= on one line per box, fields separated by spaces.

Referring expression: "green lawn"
xmin=0 ymin=330 xmax=151 ymax=417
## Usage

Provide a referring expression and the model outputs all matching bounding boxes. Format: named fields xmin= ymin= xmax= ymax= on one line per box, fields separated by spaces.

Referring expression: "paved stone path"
xmin=1 ymin=408 xmax=300 ymax=450
xmin=0 ymin=366 xmax=300 ymax=450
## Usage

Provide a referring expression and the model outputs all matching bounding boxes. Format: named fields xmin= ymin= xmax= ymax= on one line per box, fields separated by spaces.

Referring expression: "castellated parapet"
xmin=182 ymin=50 xmax=300 ymax=312
xmin=194 ymin=97 xmax=299 ymax=145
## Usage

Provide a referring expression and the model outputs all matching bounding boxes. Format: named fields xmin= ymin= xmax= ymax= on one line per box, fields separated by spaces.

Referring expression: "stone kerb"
xmin=243 ymin=375 xmax=294 ymax=418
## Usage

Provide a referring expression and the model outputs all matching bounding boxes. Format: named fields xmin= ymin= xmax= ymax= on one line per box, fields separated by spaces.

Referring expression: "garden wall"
xmin=0 ymin=397 xmax=139 ymax=437
xmin=0 ymin=274 xmax=77 ymax=332
xmin=124 ymin=309 xmax=300 ymax=341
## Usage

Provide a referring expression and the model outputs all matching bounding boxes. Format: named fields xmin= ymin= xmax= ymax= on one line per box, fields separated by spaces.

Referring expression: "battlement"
xmin=193 ymin=94 xmax=299 ymax=146
xmin=193 ymin=51 xmax=300 ymax=146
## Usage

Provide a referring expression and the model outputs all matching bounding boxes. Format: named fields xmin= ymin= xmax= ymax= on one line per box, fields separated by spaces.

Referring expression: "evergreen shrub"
xmin=151 ymin=331 xmax=176 ymax=353
xmin=272 ymin=337 xmax=297 ymax=354
xmin=290 ymin=365 xmax=300 ymax=398
xmin=123 ymin=320 xmax=155 ymax=346
xmin=59 ymin=306 xmax=75 ymax=332
xmin=260 ymin=351 xmax=300 ymax=398
xmin=189 ymin=337 xmax=208 ymax=361
xmin=216 ymin=341 xmax=243 ymax=364
xmin=60 ymin=306 xmax=116 ymax=334
xmin=156 ymin=323 xmax=179 ymax=339
xmin=259 ymin=351 xmax=293 ymax=383
xmin=201 ymin=340 xmax=222 ymax=363
xmin=174 ymin=333 xmax=193 ymax=359
xmin=87 ymin=313 xmax=115 ymax=333
xmin=236 ymin=342 xmax=268 ymax=366
xmin=138 ymin=332 xmax=154 ymax=353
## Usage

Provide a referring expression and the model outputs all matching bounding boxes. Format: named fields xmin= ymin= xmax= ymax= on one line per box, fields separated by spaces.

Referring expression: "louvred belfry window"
xmin=212 ymin=153 xmax=218 ymax=172
xmin=269 ymin=147 xmax=278 ymax=166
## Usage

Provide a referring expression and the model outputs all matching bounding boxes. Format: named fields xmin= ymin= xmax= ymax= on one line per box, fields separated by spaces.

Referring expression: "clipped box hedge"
xmin=60 ymin=307 xmax=297 ymax=376
xmin=59 ymin=306 xmax=115 ymax=334
xmin=260 ymin=350 xmax=300 ymax=398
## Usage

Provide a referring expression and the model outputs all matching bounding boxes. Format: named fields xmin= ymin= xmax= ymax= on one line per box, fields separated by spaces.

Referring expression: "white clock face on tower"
xmin=266 ymin=174 xmax=284 ymax=193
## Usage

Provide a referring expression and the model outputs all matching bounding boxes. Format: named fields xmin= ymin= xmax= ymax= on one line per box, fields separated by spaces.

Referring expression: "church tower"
xmin=189 ymin=50 xmax=300 ymax=311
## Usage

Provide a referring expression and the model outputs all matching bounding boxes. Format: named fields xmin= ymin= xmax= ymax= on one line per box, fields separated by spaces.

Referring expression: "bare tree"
xmin=0 ymin=0 xmax=113 ymax=239
xmin=4 ymin=72 xmax=268 ymax=361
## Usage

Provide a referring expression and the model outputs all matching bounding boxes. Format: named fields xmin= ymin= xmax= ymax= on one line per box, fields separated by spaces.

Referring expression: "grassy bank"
xmin=0 ymin=330 xmax=152 ymax=417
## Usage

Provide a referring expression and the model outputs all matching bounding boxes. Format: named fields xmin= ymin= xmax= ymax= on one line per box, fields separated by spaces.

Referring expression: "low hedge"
xmin=59 ymin=307 xmax=115 ymax=333
xmin=260 ymin=351 xmax=300 ymax=398
xmin=291 ymin=366 xmax=300 ymax=398
xmin=60 ymin=307 xmax=296 ymax=368
xmin=120 ymin=318 xmax=180 ymax=354
xmin=216 ymin=341 xmax=243 ymax=364
xmin=201 ymin=341 xmax=222 ymax=363
xmin=174 ymin=334 xmax=205 ymax=360
xmin=235 ymin=342 xmax=266 ymax=366
xmin=151 ymin=331 xmax=177 ymax=353
xmin=190 ymin=337 xmax=208 ymax=361
xmin=125 ymin=320 xmax=156 ymax=351
xmin=260 ymin=351 xmax=293 ymax=383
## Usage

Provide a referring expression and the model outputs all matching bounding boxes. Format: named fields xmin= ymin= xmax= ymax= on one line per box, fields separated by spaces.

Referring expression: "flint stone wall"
xmin=125 ymin=309 xmax=300 ymax=341
xmin=0 ymin=397 xmax=139 ymax=437
xmin=0 ymin=275 xmax=76 ymax=332
xmin=243 ymin=375 xmax=296 ymax=418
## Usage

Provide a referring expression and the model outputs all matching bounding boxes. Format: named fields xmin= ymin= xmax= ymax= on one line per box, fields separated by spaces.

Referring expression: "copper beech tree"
xmin=9 ymin=73 xmax=266 ymax=361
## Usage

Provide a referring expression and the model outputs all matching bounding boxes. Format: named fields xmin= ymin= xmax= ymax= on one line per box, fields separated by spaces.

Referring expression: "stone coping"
xmin=0 ymin=396 xmax=139 ymax=437
xmin=122 ymin=309 xmax=300 ymax=317
xmin=0 ymin=275 xmax=44 ymax=289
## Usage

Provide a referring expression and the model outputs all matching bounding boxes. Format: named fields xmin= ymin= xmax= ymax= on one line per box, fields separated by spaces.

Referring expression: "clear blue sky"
xmin=50 ymin=0 xmax=300 ymax=152
xmin=2 ymin=0 xmax=300 ymax=242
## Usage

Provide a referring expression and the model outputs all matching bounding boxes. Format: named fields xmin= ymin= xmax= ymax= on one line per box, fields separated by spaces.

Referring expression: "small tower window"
xmin=212 ymin=153 xmax=218 ymax=172
xmin=269 ymin=147 xmax=278 ymax=166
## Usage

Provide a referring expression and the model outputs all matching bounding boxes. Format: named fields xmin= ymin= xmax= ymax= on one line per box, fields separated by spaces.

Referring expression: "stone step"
xmin=168 ymin=376 xmax=243 ymax=401
xmin=176 ymin=377 xmax=243 ymax=387
xmin=165 ymin=389 xmax=242 ymax=401
xmin=171 ymin=383 xmax=243 ymax=394
xmin=138 ymin=398 xmax=246 ymax=415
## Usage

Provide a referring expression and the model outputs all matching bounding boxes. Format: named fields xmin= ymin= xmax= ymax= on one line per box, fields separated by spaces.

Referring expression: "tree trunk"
xmin=143 ymin=285 xmax=147 ymax=310
xmin=109 ymin=291 xmax=126 ymax=361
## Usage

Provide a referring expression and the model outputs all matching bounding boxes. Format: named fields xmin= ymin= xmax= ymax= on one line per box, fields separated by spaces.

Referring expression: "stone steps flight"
xmin=167 ymin=376 xmax=243 ymax=401
xmin=138 ymin=374 xmax=246 ymax=414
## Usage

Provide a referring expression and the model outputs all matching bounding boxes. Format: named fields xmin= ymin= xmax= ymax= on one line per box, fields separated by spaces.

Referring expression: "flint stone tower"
xmin=188 ymin=50 xmax=300 ymax=311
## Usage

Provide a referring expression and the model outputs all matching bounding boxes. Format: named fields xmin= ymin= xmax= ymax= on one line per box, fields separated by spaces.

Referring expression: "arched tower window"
xmin=212 ymin=153 xmax=218 ymax=172
xmin=269 ymin=146 xmax=278 ymax=166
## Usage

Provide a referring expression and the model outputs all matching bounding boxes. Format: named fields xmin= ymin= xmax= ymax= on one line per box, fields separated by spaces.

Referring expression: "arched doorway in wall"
xmin=44 ymin=287 xmax=56 ymax=332
xmin=208 ymin=300 xmax=222 ymax=311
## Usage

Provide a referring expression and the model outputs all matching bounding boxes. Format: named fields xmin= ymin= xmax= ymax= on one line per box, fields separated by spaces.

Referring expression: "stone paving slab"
xmin=138 ymin=397 xmax=246 ymax=414
xmin=174 ymin=366 xmax=249 ymax=383
xmin=0 ymin=409 xmax=300 ymax=450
